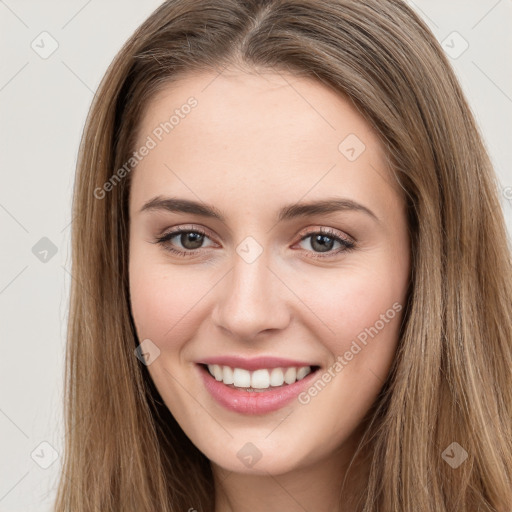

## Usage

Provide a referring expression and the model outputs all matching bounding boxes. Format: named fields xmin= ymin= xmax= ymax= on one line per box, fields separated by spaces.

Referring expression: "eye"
xmin=153 ymin=226 xmax=356 ymax=259
xmin=295 ymin=227 xmax=355 ymax=258
xmin=153 ymin=227 xmax=215 ymax=257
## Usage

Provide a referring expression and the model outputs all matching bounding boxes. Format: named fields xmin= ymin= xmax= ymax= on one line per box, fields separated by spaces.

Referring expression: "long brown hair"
xmin=55 ymin=1 xmax=512 ymax=510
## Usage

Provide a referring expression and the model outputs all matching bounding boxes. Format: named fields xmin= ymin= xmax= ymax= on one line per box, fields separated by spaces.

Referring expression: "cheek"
xmin=292 ymin=268 xmax=405 ymax=433
xmin=130 ymin=275 xmax=170 ymax=342
xmin=129 ymin=257 xmax=205 ymax=346
xmin=304 ymin=269 xmax=404 ymax=336
xmin=292 ymin=257 xmax=407 ymax=370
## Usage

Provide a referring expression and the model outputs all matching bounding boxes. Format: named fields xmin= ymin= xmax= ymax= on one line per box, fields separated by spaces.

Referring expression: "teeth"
xmin=251 ymin=369 xmax=270 ymax=389
xmin=233 ymin=368 xmax=251 ymax=387
xmin=213 ymin=365 xmax=223 ymax=381
xmin=206 ymin=364 xmax=313 ymax=390
xmin=296 ymin=366 xmax=311 ymax=380
xmin=284 ymin=367 xmax=296 ymax=384
xmin=222 ymin=365 xmax=234 ymax=385
xmin=270 ymin=367 xmax=284 ymax=386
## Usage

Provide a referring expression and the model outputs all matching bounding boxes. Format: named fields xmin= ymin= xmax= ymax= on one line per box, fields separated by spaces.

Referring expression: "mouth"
xmin=196 ymin=361 xmax=321 ymax=415
xmin=201 ymin=363 xmax=320 ymax=392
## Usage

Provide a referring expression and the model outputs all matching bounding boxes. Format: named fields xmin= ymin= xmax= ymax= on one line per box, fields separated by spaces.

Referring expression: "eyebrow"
xmin=140 ymin=195 xmax=380 ymax=224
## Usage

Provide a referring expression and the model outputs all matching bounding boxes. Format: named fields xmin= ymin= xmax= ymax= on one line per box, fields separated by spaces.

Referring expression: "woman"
xmin=55 ymin=0 xmax=512 ymax=510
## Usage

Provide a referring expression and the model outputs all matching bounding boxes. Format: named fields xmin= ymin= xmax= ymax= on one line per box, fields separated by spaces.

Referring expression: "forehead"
xmin=130 ymin=69 xmax=399 ymax=218
xmin=136 ymin=68 xmax=382 ymax=152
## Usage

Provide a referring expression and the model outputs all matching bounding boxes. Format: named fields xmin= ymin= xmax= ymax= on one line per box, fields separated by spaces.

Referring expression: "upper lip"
xmin=197 ymin=355 xmax=319 ymax=371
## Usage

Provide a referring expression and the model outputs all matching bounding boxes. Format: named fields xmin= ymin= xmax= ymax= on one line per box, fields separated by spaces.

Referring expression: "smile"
xmin=197 ymin=357 xmax=321 ymax=414
xmin=206 ymin=364 xmax=313 ymax=391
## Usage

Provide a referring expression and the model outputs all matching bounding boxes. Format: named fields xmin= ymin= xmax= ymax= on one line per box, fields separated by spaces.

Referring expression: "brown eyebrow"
xmin=139 ymin=196 xmax=380 ymax=224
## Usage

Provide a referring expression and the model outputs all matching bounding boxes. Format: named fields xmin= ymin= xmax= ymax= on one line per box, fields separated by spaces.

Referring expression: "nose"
xmin=211 ymin=251 xmax=292 ymax=341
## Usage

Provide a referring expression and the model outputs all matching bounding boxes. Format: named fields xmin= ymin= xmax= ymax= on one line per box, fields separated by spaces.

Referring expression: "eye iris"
xmin=311 ymin=234 xmax=334 ymax=252
xmin=181 ymin=232 xmax=204 ymax=249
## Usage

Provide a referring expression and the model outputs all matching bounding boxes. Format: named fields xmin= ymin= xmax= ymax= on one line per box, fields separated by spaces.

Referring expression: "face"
xmin=128 ymin=68 xmax=410 ymax=477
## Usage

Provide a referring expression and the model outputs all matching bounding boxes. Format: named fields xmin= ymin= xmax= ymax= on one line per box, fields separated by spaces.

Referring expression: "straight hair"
xmin=55 ymin=1 xmax=512 ymax=510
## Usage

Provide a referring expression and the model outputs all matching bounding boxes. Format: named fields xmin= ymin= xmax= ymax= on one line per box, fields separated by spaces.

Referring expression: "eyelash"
xmin=153 ymin=226 xmax=356 ymax=259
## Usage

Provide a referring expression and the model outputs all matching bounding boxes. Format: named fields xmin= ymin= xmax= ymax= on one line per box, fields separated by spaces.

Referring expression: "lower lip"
xmin=197 ymin=364 xmax=318 ymax=415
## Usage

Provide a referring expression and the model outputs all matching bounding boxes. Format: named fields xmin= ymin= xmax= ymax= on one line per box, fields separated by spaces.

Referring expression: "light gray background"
xmin=0 ymin=1 xmax=511 ymax=510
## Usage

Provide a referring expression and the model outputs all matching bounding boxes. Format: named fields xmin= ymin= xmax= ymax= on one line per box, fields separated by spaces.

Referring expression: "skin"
xmin=128 ymin=67 xmax=411 ymax=512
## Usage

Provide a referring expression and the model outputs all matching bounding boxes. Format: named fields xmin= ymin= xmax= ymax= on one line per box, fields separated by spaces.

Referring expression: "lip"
xmin=197 ymin=355 xmax=317 ymax=371
xmin=197 ymin=363 xmax=320 ymax=415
